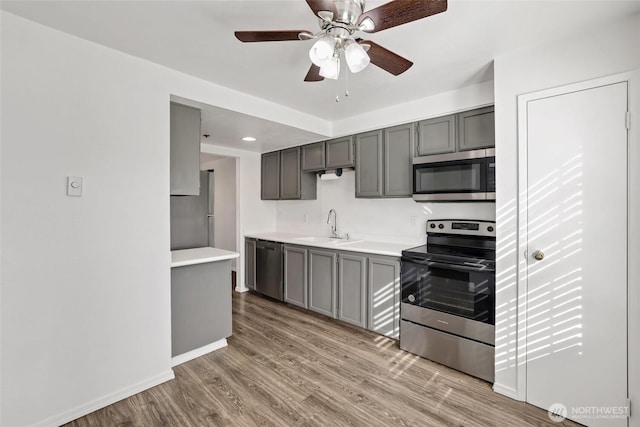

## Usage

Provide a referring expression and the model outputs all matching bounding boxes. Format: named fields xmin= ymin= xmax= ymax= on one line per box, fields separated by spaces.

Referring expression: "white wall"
xmin=276 ymin=170 xmax=495 ymax=245
xmin=333 ymin=80 xmax=494 ymax=137
xmin=0 ymin=12 xmax=276 ymax=426
xmin=201 ymin=157 xmax=238 ymax=270
xmin=493 ymin=12 xmax=640 ymax=405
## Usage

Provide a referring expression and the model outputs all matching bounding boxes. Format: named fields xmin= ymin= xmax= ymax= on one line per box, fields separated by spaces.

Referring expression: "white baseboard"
xmin=171 ymin=338 xmax=227 ymax=367
xmin=30 ymin=370 xmax=175 ymax=427
xmin=235 ymin=285 xmax=250 ymax=293
xmin=493 ymin=383 xmax=519 ymax=400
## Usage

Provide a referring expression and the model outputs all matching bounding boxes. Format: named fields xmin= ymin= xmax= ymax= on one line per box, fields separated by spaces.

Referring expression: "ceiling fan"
xmin=234 ymin=0 xmax=447 ymax=82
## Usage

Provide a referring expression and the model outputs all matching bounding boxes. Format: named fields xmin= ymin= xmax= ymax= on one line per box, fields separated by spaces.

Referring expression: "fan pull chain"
xmin=345 ymin=67 xmax=350 ymax=98
xmin=335 ymin=58 xmax=341 ymax=103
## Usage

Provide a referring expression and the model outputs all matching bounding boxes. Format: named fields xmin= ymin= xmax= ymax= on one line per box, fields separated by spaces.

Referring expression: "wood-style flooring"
xmin=65 ymin=291 xmax=578 ymax=426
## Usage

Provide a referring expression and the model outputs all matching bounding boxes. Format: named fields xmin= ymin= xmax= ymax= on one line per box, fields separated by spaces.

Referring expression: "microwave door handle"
xmin=427 ymin=261 xmax=494 ymax=273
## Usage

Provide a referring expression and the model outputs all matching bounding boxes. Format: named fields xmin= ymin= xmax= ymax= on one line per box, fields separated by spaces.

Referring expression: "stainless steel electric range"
xmin=400 ymin=219 xmax=496 ymax=383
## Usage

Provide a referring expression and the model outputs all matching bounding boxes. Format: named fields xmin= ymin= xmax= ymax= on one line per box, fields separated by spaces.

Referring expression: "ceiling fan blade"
xmin=358 ymin=0 xmax=447 ymax=33
xmin=234 ymin=30 xmax=310 ymax=42
xmin=360 ymin=40 xmax=413 ymax=76
xmin=304 ymin=64 xmax=324 ymax=82
xmin=306 ymin=0 xmax=338 ymax=20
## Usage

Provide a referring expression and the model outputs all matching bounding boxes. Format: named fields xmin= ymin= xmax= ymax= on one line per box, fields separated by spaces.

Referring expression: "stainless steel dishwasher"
xmin=255 ymin=240 xmax=283 ymax=300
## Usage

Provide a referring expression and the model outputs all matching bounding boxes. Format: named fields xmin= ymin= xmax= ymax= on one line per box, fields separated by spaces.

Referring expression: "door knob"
xmin=533 ymin=250 xmax=544 ymax=261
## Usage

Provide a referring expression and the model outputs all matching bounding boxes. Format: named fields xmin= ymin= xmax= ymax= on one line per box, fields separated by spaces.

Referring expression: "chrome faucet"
xmin=327 ymin=209 xmax=338 ymax=238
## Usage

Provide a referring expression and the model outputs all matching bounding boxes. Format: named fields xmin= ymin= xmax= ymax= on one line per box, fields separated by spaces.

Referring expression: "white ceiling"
xmin=173 ymin=95 xmax=325 ymax=152
xmin=3 ymin=0 xmax=640 ymax=151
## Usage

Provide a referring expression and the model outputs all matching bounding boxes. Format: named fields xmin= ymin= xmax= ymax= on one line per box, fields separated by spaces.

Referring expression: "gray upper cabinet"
xmin=416 ymin=114 xmax=456 ymax=156
xmin=280 ymin=147 xmax=302 ymax=199
xmin=284 ymin=245 xmax=308 ymax=309
xmin=308 ymin=248 xmax=337 ymax=318
xmin=302 ymin=137 xmax=354 ymax=172
xmin=384 ymin=123 xmax=414 ymax=197
xmin=261 ymin=151 xmax=280 ymax=200
xmin=263 ymin=148 xmax=316 ymax=200
xmin=245 ymin=238 xmax=256 ymax=290
xmin=301 ymin=142 xmax=325 ymax=172
xmin=356 ymin=126 xmax=412 ymax=199
xmin=458 ymin=106 xmax=495 ymax=151
xmin=368 ymin=256 xmax=400 ymax=339
xmin=337 ymin=252 xmax=367 ymax=328
xmin=170 ymin=102 xmax=201 ymax=196
xmin=326 ymin=136 xmax=355 ymax=169
xmin=355 ymin=130 xmax=384 ymax=197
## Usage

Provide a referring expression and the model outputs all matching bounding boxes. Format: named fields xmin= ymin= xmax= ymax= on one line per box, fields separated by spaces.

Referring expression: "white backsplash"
xmin=275 ymin=169 xmax=496 ymax=246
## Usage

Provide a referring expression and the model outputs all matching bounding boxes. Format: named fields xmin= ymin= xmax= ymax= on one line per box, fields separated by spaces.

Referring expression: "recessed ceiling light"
xmin=242 ymin=136 xmax=257 ymax=142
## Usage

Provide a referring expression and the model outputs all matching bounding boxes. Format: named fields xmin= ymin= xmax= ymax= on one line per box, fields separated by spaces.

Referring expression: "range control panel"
xmin=426 ymin=220 xmax=496 ymax=237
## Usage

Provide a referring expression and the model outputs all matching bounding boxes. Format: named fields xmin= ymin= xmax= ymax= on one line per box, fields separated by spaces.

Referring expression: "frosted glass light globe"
xmin=319 ymin=56 xmax=340 ymax=80
xmin=345 ymin=41 xmax=370 ymax=73
xmin=309 ymin=37 xmax=334 ymax=67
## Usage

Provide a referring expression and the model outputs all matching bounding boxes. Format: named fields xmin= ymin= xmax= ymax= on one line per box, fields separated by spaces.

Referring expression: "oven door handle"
xmin=427 ymin=261 xmax=495 ymax=273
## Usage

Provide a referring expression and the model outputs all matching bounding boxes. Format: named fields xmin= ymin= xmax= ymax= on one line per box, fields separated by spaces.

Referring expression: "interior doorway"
xmin=518 ymin=77 xmax=630 ymax=426
xmin=201 ymin=153 xmax=238 ymax=272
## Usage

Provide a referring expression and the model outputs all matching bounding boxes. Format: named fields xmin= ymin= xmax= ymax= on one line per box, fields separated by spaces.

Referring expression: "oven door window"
xmin=419 ymin=265 xmax=494 ymax=324
xmin=414 ymin=159 xmax=486 ymax=194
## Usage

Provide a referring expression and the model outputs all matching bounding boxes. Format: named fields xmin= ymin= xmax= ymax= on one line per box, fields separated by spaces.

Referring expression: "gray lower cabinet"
xmin=256 ymin=241 xmax=401 ymax=339
xmin=171 ymin=260 xmax=232 ymax=357
xmin=416 ymin=114 xmax=456 ymax=156
xmin=355 ymin=130 xmax=384 ymax=197
xmin=170 ymin=102 xmax=201 ymax=196
xmin=301 ymin=142 xmax=325 ymax=171
xmin=308 ymin=248 xmax=337 ymax=318
xmin=284 ymin=245 xmax=308 ymax=308
xmin=458 ymin=106 xmax=495 ymax=151
xmin=245 ymin=238 xmax=256 ymax=290
xmin=384 ymin=123 xmax=414 ymax=197
xmin=337 ymin=252 xmax=367 ymax=328
xmin=326 ymin=136 xmax=355 ymax=169
xmin=261 ymin=151 xmax=280 ymax=200
xmin=368 ymin=255 xmax=401 ymax=339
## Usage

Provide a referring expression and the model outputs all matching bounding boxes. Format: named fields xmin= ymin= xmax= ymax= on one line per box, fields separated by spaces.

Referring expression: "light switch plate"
xmin=67 ymin=176 xmax=83 ymax=197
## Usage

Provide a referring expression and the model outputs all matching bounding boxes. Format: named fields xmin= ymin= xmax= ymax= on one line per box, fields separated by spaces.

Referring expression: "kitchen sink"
xmin=293 ymin=236 xmax=363 ymax=246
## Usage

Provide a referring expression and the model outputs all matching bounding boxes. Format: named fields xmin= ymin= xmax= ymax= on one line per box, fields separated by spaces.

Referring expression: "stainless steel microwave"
xmin=412 ymin=148 xmax=495 ymax=202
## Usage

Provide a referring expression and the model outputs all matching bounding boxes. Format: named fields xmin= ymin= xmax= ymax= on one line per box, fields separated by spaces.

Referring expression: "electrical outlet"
xmin=303 ymin=213 xmax=309 ymax=223
xmin=410 ymin=216 xmax=416 ymax=226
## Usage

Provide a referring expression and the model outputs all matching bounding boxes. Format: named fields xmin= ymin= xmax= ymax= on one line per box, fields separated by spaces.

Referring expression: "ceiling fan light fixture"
xmin=345 ymin=41 xmax=370 ymax=73
xmin=319 ymin=55 xmax=340 ymax=80
xmin=309 ymin=36 xmax=334 ymax=67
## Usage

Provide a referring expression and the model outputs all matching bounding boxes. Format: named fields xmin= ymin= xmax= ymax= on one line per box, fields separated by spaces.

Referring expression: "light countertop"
xmin=244 ymin=232 xmax=415 ymax=257
xmin=171 ymin=247 xmax=239 ymax=268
